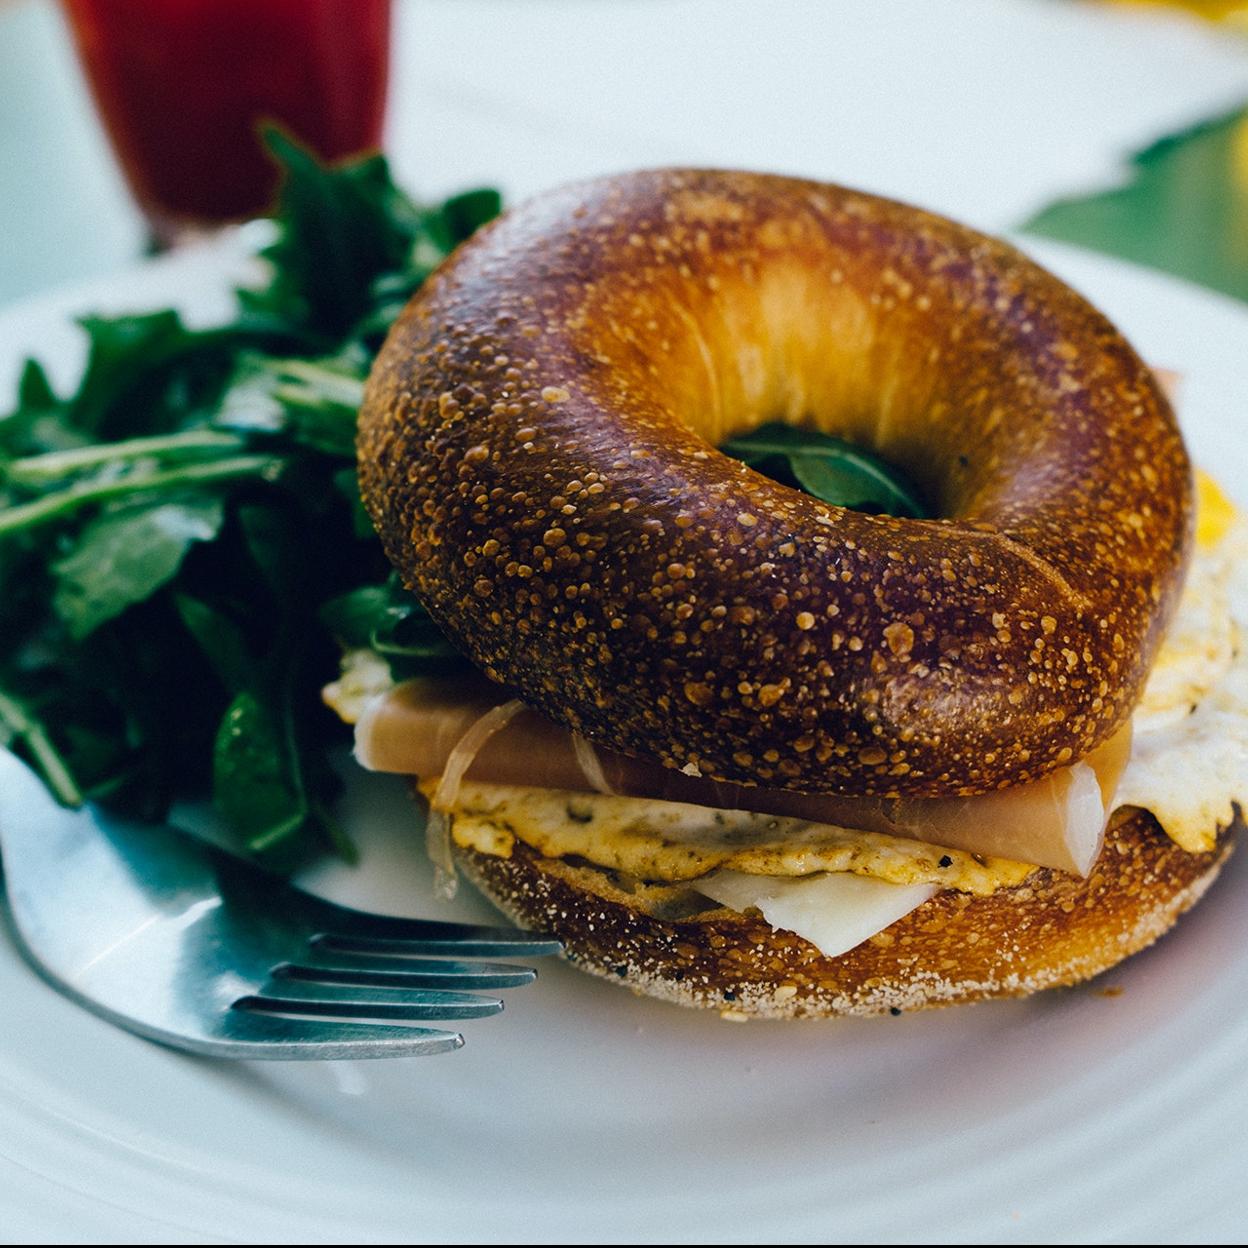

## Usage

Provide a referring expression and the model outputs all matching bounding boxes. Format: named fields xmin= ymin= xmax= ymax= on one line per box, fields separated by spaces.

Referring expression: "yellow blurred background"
xmin=1112 ymin=0 xmax=1248 ymax=26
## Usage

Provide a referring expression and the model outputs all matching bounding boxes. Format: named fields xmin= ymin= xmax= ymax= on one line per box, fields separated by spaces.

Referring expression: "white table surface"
xmin=3 ymin=0 xmax=1248 ymax=308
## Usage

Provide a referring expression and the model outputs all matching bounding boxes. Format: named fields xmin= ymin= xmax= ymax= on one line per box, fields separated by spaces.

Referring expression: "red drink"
xmin=64 ymin=0 xmax=391 ymax=242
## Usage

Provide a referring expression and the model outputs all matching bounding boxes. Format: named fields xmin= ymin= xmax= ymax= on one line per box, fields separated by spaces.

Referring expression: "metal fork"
xmin=0 ymin=750 xmax=560 ymax=1059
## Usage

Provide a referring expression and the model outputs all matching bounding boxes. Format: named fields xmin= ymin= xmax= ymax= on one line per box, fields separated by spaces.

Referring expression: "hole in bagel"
xmin=571 ymin=230 xmax=1134 ymax=533
xmin=718 ymin=422 xmax=930 ymax=519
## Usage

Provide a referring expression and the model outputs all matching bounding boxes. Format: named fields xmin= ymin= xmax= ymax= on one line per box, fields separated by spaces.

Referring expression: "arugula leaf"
xmin=320 ymin=578 xmax=466 ymax=674
xmin=212 ymin=688 xmax=308 ymax=856
xmin=3 ymin=429 xmax=247 ymax=488
xmin=236 ymin=499 xmax=310 ymax=604
xmin=245 ymin=128 xmax=422 ymax=339
xmin=0 ymin=453 xmax=281 ymax=539
xmin=216 ymin=353 xmax=364 ymax=457
xmin=720 ymin=423 xmax=928 ymax=518
xmin=429 ymin=188 xmax=504 ymax=251
xmin=17 ymin=358 xmax=57 ymax=411
xmin=66 ymin=593 xmax=235 ymax=812
xmin=173 ymin=593 xmax=256 ymax=692
xmin=0 ymin=360 xmax=61 ymax=456
xmin=787 ymin=453 xmax=925 ymax=518
xmin=213 ymin=681 xmax=352 ymax=866
xmin=333 ymin=466 xmax=377 ymax=539
xmin=241 ymin=129 xmax=502 ymax=346
xmin=370 ymin=611 xmax=465 ymax=665
xmin=0 ymin=138 xmax=502 ymax=868
xmin=71 ymin=312 xmax=184 ymax=427
xmin=1 ymin=310 xmax=278 ymax=458
xmin=318 ymin=582 xmax=403 ymax=649
xmin=0 ymin=687 xmax=83 ymax=805
xmin=53 ymin=496 xmax=225 ymax=640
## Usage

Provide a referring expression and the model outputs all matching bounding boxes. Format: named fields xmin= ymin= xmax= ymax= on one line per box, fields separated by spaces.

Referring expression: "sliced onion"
xmin=426 ymin=699 xmax=524 ymax=898
xmin=1152 ymin=366 xmax=1181 ymax=403
xmin=571 ymin=732 xmax=615 ymax=795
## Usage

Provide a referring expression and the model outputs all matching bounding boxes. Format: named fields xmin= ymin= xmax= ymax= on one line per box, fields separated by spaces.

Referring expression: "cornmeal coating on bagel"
xmin=359 ymin=169 xmax=1192 ymax=798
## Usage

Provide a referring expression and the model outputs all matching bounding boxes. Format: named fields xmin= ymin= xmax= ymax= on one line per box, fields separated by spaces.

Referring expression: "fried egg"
xmin=1117 ymin=473 xmax=1248 ymax=851
xmin=439 ymin=779 xmax=1034 ymax=895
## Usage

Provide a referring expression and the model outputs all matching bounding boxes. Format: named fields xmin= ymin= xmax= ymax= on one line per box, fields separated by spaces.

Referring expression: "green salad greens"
xmin=0 ymin=133 xmax=924 ymax=868
xmin=0 ymin=132 xmax=487 ymax=867
xmin=721 ymin=424 xmax=927 ymax=519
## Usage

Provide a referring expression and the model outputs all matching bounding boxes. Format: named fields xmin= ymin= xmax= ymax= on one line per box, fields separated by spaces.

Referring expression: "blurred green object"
xmin=1023 ymin=105 xmax=1248 ymax=302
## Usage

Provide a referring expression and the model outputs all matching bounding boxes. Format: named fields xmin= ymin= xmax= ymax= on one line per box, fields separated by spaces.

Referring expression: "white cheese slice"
xmin=697 ymin=869 xmax=937 ymax=959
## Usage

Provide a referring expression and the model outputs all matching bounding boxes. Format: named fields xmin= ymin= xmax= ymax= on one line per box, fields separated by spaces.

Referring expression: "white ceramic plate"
xmin=1 ymin=238 xmax=1246 ymax=1245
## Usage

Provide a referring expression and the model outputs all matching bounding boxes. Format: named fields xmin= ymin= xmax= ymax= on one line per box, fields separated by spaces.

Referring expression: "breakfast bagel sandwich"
xmin=331 ymin=169 xmax=1247 ymax=1019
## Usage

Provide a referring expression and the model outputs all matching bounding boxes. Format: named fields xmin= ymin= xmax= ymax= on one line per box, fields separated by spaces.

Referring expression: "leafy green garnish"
xmin=0 ymin=130 xmax=498 ymax=866
xmin=0 ymin=688 xmax=83 ymax=806
xmin=720 ymin=423 xmax=928 ymax=518
xmin=52 ymin=496 xmax=225 ymax=640
xmin=213 ymin=680 xmax=352 ymax=869
xmin=216 ymin=353 xmax=366 ymax=457
xmin=243 ymin=130 xmax=419 ymax=340
xmin=241 ymin=127 xmax=502 ymax=343
xmin=319 ymin=576 xmax=467 ymax=672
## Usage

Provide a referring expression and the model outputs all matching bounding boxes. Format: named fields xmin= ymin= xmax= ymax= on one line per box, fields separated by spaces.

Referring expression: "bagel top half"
xmin=358 ymin=169 xmax=1192 ymax=798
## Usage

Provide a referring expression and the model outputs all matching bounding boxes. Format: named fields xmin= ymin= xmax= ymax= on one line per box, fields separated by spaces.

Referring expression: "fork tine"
xmin=243 ymin=980 xmax=503 ymax=1020
xmin=219 ymin=1007 xmax=464 ymax=1059
xmin=307 ymin=903 xmax=566 ymax=958
xmin=277 ymin=953 xmax=538 ymax=989
xmin=313 ymin=926 xmax=563 ymax=959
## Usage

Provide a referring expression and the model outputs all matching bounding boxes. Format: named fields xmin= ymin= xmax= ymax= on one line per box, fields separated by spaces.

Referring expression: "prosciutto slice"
xmin=356 ymin=676 xmax=1130 ymax=876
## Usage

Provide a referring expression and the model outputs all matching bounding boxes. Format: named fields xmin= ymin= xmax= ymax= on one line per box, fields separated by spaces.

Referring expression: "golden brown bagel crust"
xmin=455 ymin=810 xmax=1234 ymax=1018
xmin=359 ymin=170 xmax=1192 ymax=797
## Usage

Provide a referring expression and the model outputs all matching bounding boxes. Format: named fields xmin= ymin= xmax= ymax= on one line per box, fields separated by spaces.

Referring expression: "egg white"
xmin=1117 ymin=511 xmax=1248 ymax=852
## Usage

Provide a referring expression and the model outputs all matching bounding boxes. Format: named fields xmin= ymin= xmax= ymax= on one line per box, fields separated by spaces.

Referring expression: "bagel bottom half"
xmin=449 ymin=806 xmax=1236 ymax=1019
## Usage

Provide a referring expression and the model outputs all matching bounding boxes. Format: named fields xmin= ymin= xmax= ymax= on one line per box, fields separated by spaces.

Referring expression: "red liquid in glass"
xmin=64 ymin=0 xmax=391 ymax=241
